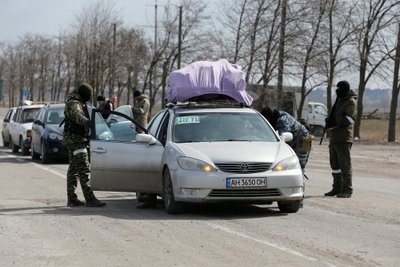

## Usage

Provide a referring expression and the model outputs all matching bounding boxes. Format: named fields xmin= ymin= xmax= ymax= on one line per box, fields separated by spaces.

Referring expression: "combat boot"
xmin=67 ymin=198 xmax=85 ymax=207
xmin=324 ymin=189 xmax=339 ymax=196
xmin=337 ymin=192 xmax=352 ymax=198
xmin=324 ymin=173 xmax=342 ymax=197
xmin=86 ymin=198 xmax=106 ymax=207
xmin=338 ymin=173 xmax=353 ymax=198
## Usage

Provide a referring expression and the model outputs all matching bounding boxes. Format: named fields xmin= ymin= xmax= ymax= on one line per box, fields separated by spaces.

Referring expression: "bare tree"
xmin=388 ymin=22 xmax=400 ymax=142
xmin=290 ymin=0 xmax=329 ymax=119
xmin=324 ymin=0 xmax=359 ymax=112
xmin=352 ymin=0 xmax=400 ymax=139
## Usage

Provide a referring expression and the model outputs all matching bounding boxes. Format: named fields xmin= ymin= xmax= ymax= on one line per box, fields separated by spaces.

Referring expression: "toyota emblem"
xmin=240 ymin=163 xmax=250 ymax=172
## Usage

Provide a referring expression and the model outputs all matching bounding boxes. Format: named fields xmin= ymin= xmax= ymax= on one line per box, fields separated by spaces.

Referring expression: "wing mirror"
xmin=136 ymin=133 xmax=158 ymax=145
xmin=280 ymin=132 xmax=293 ymax=142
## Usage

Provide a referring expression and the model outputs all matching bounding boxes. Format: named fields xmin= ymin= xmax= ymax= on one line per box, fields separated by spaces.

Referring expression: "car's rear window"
xmin=173 ymin=112 xmax=278 ymax=143
xmin=21 ymin=108 xmax=41 ymax=123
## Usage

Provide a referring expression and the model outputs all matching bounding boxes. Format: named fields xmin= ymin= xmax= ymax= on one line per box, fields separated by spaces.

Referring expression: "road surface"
xmin=0 ymin=109 xmax=399 ymax=266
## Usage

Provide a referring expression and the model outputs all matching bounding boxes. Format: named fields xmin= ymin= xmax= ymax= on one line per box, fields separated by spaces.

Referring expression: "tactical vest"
xmin=64 ymin=105 xmax=90 ymax=138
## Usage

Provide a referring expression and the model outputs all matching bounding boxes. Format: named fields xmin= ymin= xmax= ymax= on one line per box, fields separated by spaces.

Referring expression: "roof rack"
xmin=166 ymin=99 xmax=245 ymax=109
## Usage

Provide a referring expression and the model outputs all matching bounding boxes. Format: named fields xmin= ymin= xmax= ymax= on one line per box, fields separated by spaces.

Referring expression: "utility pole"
xmin=277 ymin=0 xmax=287 ymax=110
xmin=178 ymin=5 xmax=182 ymax=69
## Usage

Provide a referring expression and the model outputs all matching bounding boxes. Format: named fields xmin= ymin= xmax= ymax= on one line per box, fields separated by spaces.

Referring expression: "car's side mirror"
xmin=3 ymin=118 xmax=9 ymax=123
xmin=33 ymin=119 xmax=44 ymax=126
xmin=280 ymin=132 xmax=293 ymax=142
xmin=136 ymin=133 xmax=158 ymax=145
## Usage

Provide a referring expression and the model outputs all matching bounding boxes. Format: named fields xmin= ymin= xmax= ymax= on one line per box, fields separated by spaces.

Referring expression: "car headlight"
xmin=273 ymin=156 xmax=300 ymax=172
xmin=177 ymin=157 xmax=217 ymax=172
xmin=49 ymin=132 xmax=63 ymax=140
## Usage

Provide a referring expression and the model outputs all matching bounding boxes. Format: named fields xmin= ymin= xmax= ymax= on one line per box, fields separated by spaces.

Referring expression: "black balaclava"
xmin=261 ymin=107 xmax=279 ymax=128
xmin=336 ymin=81 xmax=350 ymax=98
xmin=78 ymin=83 xmax=93 ymax=103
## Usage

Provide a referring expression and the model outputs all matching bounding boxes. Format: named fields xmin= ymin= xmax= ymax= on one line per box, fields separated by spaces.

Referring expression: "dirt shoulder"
xmin=312 ymin=139 xmax=400 ymax=180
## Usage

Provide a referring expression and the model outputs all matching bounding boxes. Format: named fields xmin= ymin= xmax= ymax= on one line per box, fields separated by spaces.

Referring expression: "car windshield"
xmin=45 ymin=108 xmax=65 ymax=124
xmin=173 ymin=112 xmax=278 ymax=143
xmin=22 ymin=108 xmax=41 ymax=123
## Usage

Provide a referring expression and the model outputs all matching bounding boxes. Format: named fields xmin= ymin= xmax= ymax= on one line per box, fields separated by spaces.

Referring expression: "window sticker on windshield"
xmin=176 ymin=116 xmax=200 ymax=124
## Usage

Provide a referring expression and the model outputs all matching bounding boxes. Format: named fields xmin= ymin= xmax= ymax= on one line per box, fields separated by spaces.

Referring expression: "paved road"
xmin=0 ymin=108 xmax=399 ymax=267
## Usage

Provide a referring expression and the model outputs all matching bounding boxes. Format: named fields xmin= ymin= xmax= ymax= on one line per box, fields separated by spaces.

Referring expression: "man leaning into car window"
xmin=63 ymin=83 xmax=106 ymax=208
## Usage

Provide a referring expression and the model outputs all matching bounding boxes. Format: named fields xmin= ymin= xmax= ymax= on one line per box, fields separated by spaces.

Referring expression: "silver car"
xmin=90 ymin=104 xmax=304 ymax=214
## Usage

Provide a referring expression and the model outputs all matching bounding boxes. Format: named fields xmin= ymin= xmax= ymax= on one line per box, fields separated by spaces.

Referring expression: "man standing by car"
xmin=132 ymin=90 xmax=156 ymax=209
xmin=64 ymin=83 xmax=106 ymax=207
xmin=132 ymin=90 xmax=150 ymax=133
xmin=261 ymin=107 xmax=311 ymax=171
xmin=96 ymin=95 xmax=112 ymax=119
xmin=324 ymin=80 xmax=357 ymax=198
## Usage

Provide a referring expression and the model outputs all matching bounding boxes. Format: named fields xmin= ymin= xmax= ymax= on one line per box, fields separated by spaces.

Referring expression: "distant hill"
xmin=308 ymin=88 xmax=398 ymax=113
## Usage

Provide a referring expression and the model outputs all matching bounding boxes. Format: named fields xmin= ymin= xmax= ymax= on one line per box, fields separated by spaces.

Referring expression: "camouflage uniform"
xmin=262 ymin=108 xmax=310 ymax=170
xmin=63 ymin=84 xmax=105 ymax=207
xmin=325 ymin=82 xmax=358 ymax=198
xmin=132 ymin=92 xmax=150 ymax=133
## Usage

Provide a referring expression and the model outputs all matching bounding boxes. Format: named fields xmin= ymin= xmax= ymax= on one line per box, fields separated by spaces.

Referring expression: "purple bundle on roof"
xmin=167 ymin=59 xmax=253 ymax=106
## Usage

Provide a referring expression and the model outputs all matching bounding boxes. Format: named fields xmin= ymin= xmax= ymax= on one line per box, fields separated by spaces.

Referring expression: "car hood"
xmin=46 ymin=124 xmax=64 ymax=135
xmin=173 ymin=141 xmax=294 ymax=164
xmin=20 ymin=122 xmax=33 ymax=130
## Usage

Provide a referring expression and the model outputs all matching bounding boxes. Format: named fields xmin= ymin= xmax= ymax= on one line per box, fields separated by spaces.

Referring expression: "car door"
xmin=2 ymin=108 xmax=15 ymax=142
xmin=31 ymin=107 xmax=46 ymax=153
xmin=9 ymin=107 xmax=21 ymax=145
xmin=90 ymin=110 xmax=164 ymax=193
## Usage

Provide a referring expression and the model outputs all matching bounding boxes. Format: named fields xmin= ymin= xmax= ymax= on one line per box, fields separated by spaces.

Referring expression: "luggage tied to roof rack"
xmin=167 ymin=59 xmax=253 ymax=106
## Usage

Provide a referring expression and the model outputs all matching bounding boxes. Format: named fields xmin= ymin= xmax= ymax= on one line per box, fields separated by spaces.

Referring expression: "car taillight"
xmin=27 ymin=130 xmax=32 ymax=137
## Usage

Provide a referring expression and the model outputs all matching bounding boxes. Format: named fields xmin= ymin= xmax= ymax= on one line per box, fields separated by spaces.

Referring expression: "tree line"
xmin=0 ymin=0 xmax=399 ymax=141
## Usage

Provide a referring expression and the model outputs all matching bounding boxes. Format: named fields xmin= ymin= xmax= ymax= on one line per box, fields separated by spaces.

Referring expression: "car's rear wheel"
xmin=278 ymin=200 xmax=301 ymax=213
xmin=41 ymin=142 xmax=50 ymax=164
xmin=31 ymin=142 xmax=40 ymax=160
xmin=11 ymin=139 xmax=19 ymax=153
xmin=136 ymin=192 xmax=145 ymax=203
xmin=2 ymin=133 xmax=9 ymax=147
xmin=162 ymin=168 xmax=184 ymax=214
xmin=20 ymin=137 xmax=29 ymax=155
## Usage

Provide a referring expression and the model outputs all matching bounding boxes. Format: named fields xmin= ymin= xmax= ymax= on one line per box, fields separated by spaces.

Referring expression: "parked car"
xmin=31 ymin=103 xmax=68 ymax=163
xmin=2 ymin=107 xmax=17 ymax=147
xmin=89 ymin=103 xmax=304 ymax=214
xmin=9 ymin=104 xmax=43 ymax=155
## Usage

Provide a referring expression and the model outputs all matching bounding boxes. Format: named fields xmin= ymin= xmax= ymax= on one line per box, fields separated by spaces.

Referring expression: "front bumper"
xmin=44 ymin=139 xmax=68 ymax=159
xmin=170 ymin=168 xmax=304 ymax=203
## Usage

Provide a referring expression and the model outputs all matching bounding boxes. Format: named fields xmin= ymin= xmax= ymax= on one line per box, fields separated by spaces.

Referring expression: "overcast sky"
xmin=0 ymin=0 xmax=187 ymax=42
xmin=0 ymin=0 xmax=391 ymax=89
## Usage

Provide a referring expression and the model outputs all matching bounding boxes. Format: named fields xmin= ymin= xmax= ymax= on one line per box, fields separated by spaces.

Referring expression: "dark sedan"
xmin=31 ymin=103 xmax=68 ymax=163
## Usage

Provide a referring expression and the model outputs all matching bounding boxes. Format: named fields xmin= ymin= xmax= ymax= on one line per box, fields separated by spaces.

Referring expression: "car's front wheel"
xmin=20 ymin=137 xmax=29 ymax=155
xmin=278 ymin=200 xmax=301 ymax=213
xmin=2 ymin=133 xmax=9 ymax=147
xmin=41 ymin=142 xmax=50 ymax=164
xmin=11 ymin=139 xmax=19 ymax=153
xmin=31 ymin=142 xmax=40 ymax=160
xmin=162 ymin=168 xmax=184 ymax=214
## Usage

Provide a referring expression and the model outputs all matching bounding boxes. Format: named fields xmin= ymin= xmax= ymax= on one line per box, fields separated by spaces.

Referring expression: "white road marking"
xmin=206 ymin=222 xmax=318 ymax=262
xmin=1 ymin=152 xmax=66 ymax=178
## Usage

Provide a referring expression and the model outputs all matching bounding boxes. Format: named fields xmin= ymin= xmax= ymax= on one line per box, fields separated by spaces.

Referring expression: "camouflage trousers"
xmin=66 ymin=143 xmax=94 ymax=201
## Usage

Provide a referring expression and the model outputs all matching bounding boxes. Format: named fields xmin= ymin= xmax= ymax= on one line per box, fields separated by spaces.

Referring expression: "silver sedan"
xmin=89 ymin=105 xmax=304 ymax=214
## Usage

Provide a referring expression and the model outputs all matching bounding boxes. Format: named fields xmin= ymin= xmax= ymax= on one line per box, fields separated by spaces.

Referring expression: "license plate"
xmin=226 ymin=177 xmax=267 ymax=188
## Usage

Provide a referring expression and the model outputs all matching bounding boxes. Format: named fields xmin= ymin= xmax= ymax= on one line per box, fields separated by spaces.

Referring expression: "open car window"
xmin=91 ymin=110 xmax=147 ymax=142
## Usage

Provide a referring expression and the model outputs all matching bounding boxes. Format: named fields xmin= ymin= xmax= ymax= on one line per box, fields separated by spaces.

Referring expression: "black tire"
xmin=11 ymin=139 xmax=19 ymax=153
xmin=278 ymin=200 xmax=301 ymax=213
xmin=40 ymin=142 xmax=50 ymax=164
xmin=162 ymin=168 xmax=184 ymax=214
xmin=31 ymin=142 xmax=40 ymax=160
xmin=2 ymin=133 xmax=10 ymax=147
xmin=136 ymin=192 xmax=145 ymax=203
xmin=20 ymin=137 xmax=29 ymax=155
